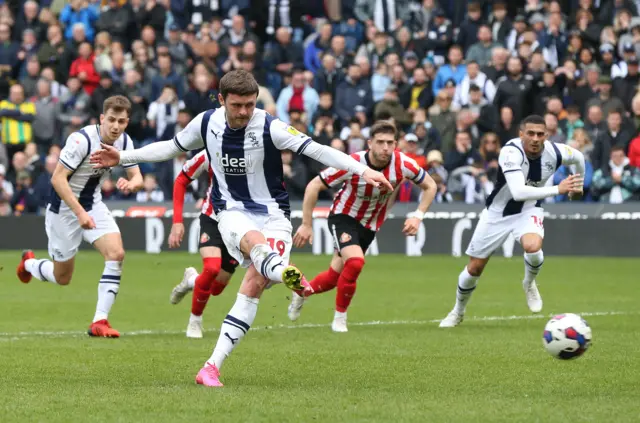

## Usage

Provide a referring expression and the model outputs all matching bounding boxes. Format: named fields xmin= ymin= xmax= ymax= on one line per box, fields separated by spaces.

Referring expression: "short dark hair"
xmin=103 ymin=95 xmax=131 ymax=117
xmin=520 ymin=115 xmax=546 ymax=129
xmin=218 ymin=70 xmax=259 ymax=100
xmin=611 ymin=145 xmax=625 ymax=154
xmin=566 ymin=104 xmax=580 ymax=114
xmin=469 ymin=84 xmax=481 ymax=92
xmin=608 ymin=108 xmax=624 ymax=118
xmin=370 ymin=120 xmax=398 ymax=140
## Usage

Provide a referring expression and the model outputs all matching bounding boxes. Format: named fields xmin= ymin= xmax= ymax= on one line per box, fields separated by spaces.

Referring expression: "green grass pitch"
xmin=1 ymin=251 xmax=639 ymax=423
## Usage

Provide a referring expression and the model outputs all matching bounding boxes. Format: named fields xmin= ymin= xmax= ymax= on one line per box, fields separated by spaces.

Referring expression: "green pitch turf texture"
xmin=0 ymin=251 xmax=639 ymax=423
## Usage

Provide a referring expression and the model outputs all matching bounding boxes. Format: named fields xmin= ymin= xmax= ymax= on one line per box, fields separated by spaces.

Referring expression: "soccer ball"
xmin=542 ymin=313 xmax=592 ymax=360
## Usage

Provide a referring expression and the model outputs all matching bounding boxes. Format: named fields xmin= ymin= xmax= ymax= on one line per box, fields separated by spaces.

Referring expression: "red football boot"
xmin=16 ymin=250 xmax=35 ymax=283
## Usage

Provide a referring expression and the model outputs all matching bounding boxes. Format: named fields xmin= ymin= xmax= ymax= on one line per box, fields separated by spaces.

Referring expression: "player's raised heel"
xmin=195 ymin=362 xmax=223 ymax=387
xmin=282 ymin=266 xmax=303 ymax=291
xmin=524 ymin=280 xmax=543 ymax=313
xmin=170 ymin=267 xmax=197 ymax=304
xmin=439 ymin=310 xmax=464 ymax=328
xmin=16 ymin=250 xmax=35 ymax=283
xmin=88 ymin=319 xmax=120 ymax=338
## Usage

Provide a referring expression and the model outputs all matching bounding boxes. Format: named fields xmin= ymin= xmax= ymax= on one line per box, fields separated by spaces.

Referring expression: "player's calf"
xmin=20 ymin=251 xmax=72 ymax=285
xmin=191 ymin=257 xmax=222 ymax=317
xmin=521 ymin=237 xmax=544 ymax=313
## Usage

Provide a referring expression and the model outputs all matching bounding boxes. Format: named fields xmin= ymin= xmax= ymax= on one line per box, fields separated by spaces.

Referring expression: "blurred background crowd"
xmin=2 ymin=0 xmax=640 ymax=217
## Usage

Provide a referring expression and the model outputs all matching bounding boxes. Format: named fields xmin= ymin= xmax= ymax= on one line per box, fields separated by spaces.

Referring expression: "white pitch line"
xmin=0 ymin=311 xmax=632 ymax=342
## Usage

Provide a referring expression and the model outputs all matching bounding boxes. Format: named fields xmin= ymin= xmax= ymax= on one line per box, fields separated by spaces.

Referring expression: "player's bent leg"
xmin=20 ymin=251 xmax=74 ymax=285
xmin=440 ymin=257 xmax=489 ymax=328
xmin=520 ymin=233 xmax=544 ymax=313
xmin=190 ymin=247 xmax=222 ymax=316
xmin=90 ymin=233 xmax=125 ymax=338
xmin=241 ymin=230 xmax=302 ymax=291
xmin=332 ymin=246 xmax=365 ymax=333
xmin=196 ymin=266 xmax=264 ymax=387
xmin=288 ymin=253 xmax=343 ymax=322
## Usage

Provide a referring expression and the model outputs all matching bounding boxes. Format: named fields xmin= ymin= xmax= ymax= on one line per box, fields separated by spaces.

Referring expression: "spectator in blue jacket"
xmin=59 ymin=0 xmax=99 ymax=43
xmin=433 ymin=45 xmax=467 ymax=97
xmin=304 ymin=22 xmax=332 ymax=74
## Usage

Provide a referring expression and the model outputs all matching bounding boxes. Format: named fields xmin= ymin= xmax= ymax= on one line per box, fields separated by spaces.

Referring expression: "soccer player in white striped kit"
xmin=90 ymin=70 xmax=392 ymax=387
xmin=290 ymin=120 xmax=437 ymax=332
xmin=439 ymin=115 xmax=586 ymax=328
xmin=16 ymin=96 xmax=143 ymax=337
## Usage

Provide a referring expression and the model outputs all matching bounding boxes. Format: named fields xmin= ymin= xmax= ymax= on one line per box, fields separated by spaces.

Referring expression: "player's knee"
xmin=57 ymin=273 xmax=72 ymax=285
xmin=467 ymin=259 xmax=487 ymax=277
xmin=343 ymin=257 xmax=365 ymax=279
xmin=202 ymin=257 xmax=222 ymax=277
xmin=106 ymin=248 xmax=125 ymax=262
xmin=522 ymin=238 xmax=543 ymax=254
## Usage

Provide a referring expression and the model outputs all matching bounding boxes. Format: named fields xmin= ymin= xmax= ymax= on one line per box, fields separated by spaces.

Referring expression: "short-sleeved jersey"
xmin=49 ymin=125 xmax=136 ymax=213
xmin=181 ymin=150 xmax=215 ymax=218
xmin=172 ymin=107 xmax=315 ymax=219
xmin=320 ymin=150 xmax=426 ymax=232
xmin=485 ymin=138 xmax=564 ymax=216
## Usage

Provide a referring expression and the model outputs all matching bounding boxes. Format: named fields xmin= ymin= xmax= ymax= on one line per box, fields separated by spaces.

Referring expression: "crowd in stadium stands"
xmin=2 ymin=0 xmax=640 ymax=217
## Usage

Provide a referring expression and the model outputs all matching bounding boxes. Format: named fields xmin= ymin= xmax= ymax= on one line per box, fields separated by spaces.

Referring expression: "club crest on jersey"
xmin=340 ymin=232 xmax=352 ymax=243
xmin=247 ymin=132 xmax=259 ymax=148
xmin=216 ymin=152 xmax=254 ymax=175
xmin=544 ymin=161 xmax=554 ymax=172
xmin=200 ymin=232 xmax=210 ymax=244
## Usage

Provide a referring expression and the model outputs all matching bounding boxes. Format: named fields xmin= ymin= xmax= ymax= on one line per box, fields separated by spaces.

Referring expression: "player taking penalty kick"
xmin=16 ymin=96 xmax=143 ymax=337
xmin=290 ymin=120 xmax=437 ymax=331
xmin=439 ymin=115 xmax=585 ymax=328
xmin=90 ymin=70 xmax=392 ymax=387
xmin=167 ymin=150 xmax=239 ymax=338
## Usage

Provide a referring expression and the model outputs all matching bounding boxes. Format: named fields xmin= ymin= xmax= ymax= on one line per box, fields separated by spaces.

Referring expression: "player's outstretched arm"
xmin=51 ymin=163 xmax=96 ymax=229
xmin=91 ymin=140 xmax=185 ymax=168
xmin=270 ymin=120 xmax=393 ymax=191
xmin=293 ymin=176 xmax=328 ymax=248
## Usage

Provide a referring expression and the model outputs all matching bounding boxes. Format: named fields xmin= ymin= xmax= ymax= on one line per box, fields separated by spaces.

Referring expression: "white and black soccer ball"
xmin=542 ymin=313 xmax=592 ymax=360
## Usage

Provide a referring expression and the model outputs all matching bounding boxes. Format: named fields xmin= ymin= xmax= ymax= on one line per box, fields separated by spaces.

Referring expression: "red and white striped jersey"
xmin=181 ymin=150 xmax=215 ymax=218
xmin=319 ymin=150 xmax=426 ymax=231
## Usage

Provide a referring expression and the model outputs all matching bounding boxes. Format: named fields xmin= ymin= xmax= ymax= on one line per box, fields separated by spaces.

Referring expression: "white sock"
xmin=334 ymin=310 xmax=347 ymax=320
xmin=187 ymin=273 xmax=197 ymax=289
xmin=207 ymin=293 xmax=259 ymax=369
xmin=25 ymin=258 xmax=58 ymax=284
xmin=250 ymin=244 xmax=286 ymax=282
xmin=523 ymin=250 xmax=544 ymax=285
xmin=93 ymin=261 xmax=122 ymax=323
xmin=190 ymin=313 xmax=202 ymax=323
xmin=453 ymin=267 xmax=479 ymax=314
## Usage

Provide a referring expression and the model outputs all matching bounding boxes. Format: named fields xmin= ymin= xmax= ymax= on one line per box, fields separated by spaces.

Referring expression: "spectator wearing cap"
xmin=456 ymin=1 xmax=484 ymax=54
xmin=453 ymin=60 xmax=496 ymax=109
xmin=304 ymin=22 xmax=333 ymax=74
xmin=335 ymin=63 xmax=373 ymax=126
xmin=403 ymin=133 xmax=427 ymax=169
xmin=95 ymin=0 xmax=134 ymax=47
xmin=433 ymin=44 xmax=467 ymax=96
xmin=489 ymin=1 xmax=512 ymax=46
xmin=59 ymin=0 xmax=99 ymax=43
xmin=423 ymin=8 xmax=453 ymax=64
xmin=613 ymin=56 xmax=640 ymax=111
xmin=69 ymin=42 xmax=101 ymax=95
xmin=353 ymin=0 xmax=410 ymax=33
xmin=401 ymin=50 xmax=420 ymax=77
xmin=276 ymin=69 xmax=319 ymax=124
xmin=466 ymin=25 xmax=501 ymax=67
xmin=374 ymin=84 xmax=412 ymax=128
xmin=586 ymin=75 xmax=626 ymax=118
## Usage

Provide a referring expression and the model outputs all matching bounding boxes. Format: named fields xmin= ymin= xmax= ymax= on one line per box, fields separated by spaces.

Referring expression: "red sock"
xmin=306 ymin=267 xmax=341 ymax=297
xmin=336 ymin=257 xmax=365 ymax=313
xmin=191 ymin=257 xmax=221 ymax=316
xmin=210 ymin=280 xmax=227 ymax=296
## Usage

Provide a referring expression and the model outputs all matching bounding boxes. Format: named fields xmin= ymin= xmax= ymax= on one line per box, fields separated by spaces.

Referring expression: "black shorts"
xmin=199 ymin=214 xmax=238 ymax=274
xmin=328 ymin=213 xmax=376 ymax=254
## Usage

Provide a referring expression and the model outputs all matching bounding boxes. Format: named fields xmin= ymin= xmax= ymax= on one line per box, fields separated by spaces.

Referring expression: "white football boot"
xmin=287 ymin=292 xmax=306 ymax=321
xmin=170 ymin=267 xmax=197 ymax=304
xmin=331 ymin=312 xmax=348 ymax=332
xmin=439 ymin=310 xmax=464 ymax=328
xmin=523 ymin=280 xmax=543 ymax=313
xmin=186 ymin=316 xmax=204 ymax=339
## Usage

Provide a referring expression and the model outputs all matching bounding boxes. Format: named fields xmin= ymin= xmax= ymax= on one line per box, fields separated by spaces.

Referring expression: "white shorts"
xmin=465 ymin=207 xmax=544 ymax=259
xmin=45 ymin=202 xmax=120 ymax=262
xmin=216 ymin=209 xmax=292 ymax=269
